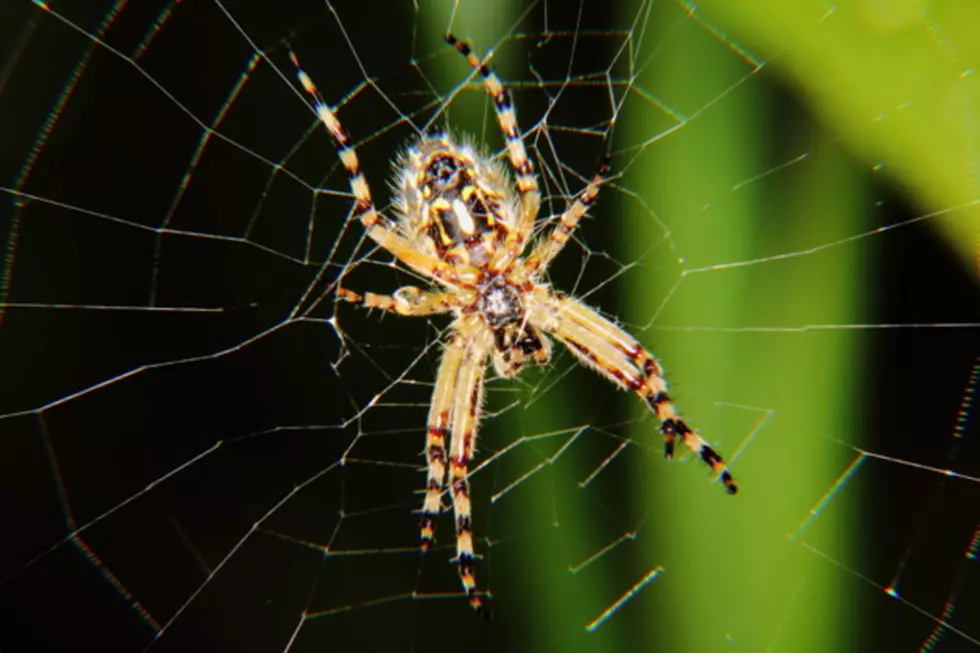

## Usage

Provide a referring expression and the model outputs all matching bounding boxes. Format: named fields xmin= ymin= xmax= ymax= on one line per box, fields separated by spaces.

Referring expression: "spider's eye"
xmin=424 ymin=155 xmax=464 ymax=194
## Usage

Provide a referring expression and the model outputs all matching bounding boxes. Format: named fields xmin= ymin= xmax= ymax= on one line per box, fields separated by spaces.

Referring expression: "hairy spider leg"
xmin=446 ymin=34 xmax=540 ymax=260
xmin=289 ymin=49 xmax=478 ymax=286
xmin=420 ymin=329 xmax=471 ymax=552
xmin=447 ymin=319 xmax=494 ymax=616
xmin=523 ymin=157 xmax=611 ymax=278
xmin=530 ymin=289 xmax=738 ymax=493
xmin=336 ymin=287 xmax=455 ymax=316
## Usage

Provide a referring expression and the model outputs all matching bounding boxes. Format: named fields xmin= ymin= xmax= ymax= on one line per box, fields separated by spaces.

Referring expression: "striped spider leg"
xmin=526 ymin=288 xmax=738 ymax=493
xmin=288 ymin=50 xmax=481 ymax=288
xmin=293 ymin=32 xmax=737 ymax=618
xmin=445 ymin=34 xmax=539 ymax=264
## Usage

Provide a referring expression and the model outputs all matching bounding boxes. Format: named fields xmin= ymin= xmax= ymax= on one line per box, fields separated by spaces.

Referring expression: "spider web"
xmin=1 ymin=1 xmax=978 ymax=651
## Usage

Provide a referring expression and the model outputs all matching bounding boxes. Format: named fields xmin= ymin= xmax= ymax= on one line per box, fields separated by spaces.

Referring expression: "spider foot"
xmin=336 ymin=287 xmax=362 ymax=304
xmin=453 ymin=551 xmax=492 ymax=617
xmin=470 ymin=593 xmax=493 ymax=620
xmin=661 ymin=418 xmax=738 ymax=494
xmin=720 ymin=470 xmax=738 ymax=495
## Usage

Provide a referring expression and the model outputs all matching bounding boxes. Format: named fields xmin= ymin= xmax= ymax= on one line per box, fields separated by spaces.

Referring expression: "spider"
xmin=290 ymin=34 xmax=737 ymax=617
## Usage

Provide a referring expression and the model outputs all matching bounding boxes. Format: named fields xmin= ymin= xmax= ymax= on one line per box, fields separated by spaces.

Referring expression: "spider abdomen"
xmin=396 ymin=136 xmax=518 ymax=267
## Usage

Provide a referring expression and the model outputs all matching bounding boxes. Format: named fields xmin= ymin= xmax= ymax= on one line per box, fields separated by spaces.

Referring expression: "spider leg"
xmin=446 ymin=34 xmax=540 ymax=254
xmin=529 ymin=289 xmax=738 ymax=494
xmin=289 ymin=51 xmax=478 ymax=286
xmin=420 ymin=326 xmax=470 ymax=551
xmin=522 ymin=157 xmax=610 ymax=278
xmin=337 ymin=286 xmax=455 ymax=316
xmin=447 ymin=319 xmax=494 ymax=616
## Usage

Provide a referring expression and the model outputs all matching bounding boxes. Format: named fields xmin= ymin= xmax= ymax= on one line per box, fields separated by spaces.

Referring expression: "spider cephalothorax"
xmin=476 ymin=277 xmax=523 ymax=328
xmin=292 ymin=33 xmax=737 ymax=618
xmin=477 ymin=276 xmax=551 ymax=377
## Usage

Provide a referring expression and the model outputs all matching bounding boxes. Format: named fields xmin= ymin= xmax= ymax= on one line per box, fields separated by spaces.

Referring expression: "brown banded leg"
xmin=522 ymin=157 xmax=611 ymax=278
xmin=337 ymin=286 xmax=454 ymax=317
xmin=530 ymin=290 xmax=738 ymax=494
xmin=446 ymin=34 xmax=540 ymax=257
xmin=289 ymin=49 xmax=479 ymax=285
xmin=448 ymin=324 xmax=494 ymax=616
xmin=421 ymin=330 xmax=470 ymax=549
xmin=631 ymin=352 xmax=735 ymax=493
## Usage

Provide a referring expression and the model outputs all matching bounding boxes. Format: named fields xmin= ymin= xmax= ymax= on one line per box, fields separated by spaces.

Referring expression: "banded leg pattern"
xmin=446 ymin=34 xmax=540 ymax=252
xmin=533 ymin=290 xmax=738 ymax=494
xmin=448 ymin=326 xmax=493 ymax=616
xmin=337 ymin=287 xmax=454 ymax=317
xmin=290 ymin=49 xmax=471 ymax=286
xmin=421 ymin=333 xmax=468 ymax=548
xmin=525 ymin=157 xmax=611 ymax=276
